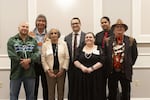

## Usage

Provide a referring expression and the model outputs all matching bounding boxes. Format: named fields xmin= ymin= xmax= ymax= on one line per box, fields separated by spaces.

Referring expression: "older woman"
xmin=74 ymin=32 xmax=105 ymax=100
xmin=41 ymin=28 xmax=69 ymax=100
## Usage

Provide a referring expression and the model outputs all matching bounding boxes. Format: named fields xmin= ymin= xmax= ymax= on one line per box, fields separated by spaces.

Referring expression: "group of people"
xmin=7 ymin=14 xmax=138 ymax=100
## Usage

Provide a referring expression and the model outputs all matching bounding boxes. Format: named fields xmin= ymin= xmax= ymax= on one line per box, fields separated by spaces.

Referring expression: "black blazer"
xmin=64 ymin=31 xmax=85 ymax=67
xmin=105 ymin=35 xmax=138 ymax=81
xmin=95 ymin=30 xmax=113 ymax=48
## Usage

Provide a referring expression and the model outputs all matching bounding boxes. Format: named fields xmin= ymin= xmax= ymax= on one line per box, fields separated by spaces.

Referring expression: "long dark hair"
xmin=35 ymin=14 xmax=47 ymax=28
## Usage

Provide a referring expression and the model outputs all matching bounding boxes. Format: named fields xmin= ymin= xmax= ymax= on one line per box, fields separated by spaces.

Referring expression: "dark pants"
xmin=34 ymin=63 xmax=48 ymax=100
xmin=67 ymin=65 xmax=75 ymax=100
xmin=108 ymin=72 xmax=131 ymax=100
xmin=102 ymin=67 xmax=108 ymax=100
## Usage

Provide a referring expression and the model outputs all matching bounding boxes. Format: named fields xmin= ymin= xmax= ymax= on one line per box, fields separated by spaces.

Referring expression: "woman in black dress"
xmin=74 ymin=32 xmax=105 ymax=100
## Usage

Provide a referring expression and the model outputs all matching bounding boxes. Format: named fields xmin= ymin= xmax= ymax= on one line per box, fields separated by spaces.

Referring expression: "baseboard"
xmin=0 ymin=98 xmax=150 ymax=100
xmin=131 ymin=98 xmax=150 ymax=100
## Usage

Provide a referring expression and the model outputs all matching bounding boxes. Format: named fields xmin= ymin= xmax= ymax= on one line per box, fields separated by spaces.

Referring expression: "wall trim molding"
xmin=2 ymin=52 xmax=150 ymax=57
xmin=0 ymin=54 xmax=8 ymax=58
xmin=27 ymin=0 xmax=37 ymax=31
xmin=93 ymin=0 xmax=102 ymax=34
xmin=0 ymin=98 xmax=150 ymax=100
xmin=1 ymin=52 xmax=150 ymax=69
xmin=2 ymin=53 xmax=150 ymax=57
xmin=1 ymin=66 xmax=150 ymax=70
xmin=132 ymin=0 xmax=150 ymax=43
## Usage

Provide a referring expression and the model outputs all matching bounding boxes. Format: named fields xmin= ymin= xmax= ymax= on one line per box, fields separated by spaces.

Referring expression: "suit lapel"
xmin=79 ymin=32 xmax=85 ymax=47
xmin=109 ymin=36 xmax=114 ymax=54
xmin=68 ymin=33 xmax=73 ymax=49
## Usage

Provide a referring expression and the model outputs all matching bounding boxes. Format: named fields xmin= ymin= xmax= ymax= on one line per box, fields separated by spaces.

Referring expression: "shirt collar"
xmin=35 ymin=28 xmax=46 ymax=35
xmin=73 ymin=30 xmax=81 ymax=35
xmin=15 ymin=33 xmax=30 ymax=41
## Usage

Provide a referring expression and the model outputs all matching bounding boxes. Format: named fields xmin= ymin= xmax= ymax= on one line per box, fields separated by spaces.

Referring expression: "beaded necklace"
xmin=112 ymin=39 xmax=125 ymax=70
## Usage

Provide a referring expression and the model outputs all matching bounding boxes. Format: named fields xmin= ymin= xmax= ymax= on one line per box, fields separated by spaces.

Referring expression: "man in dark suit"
xmin=64 ymin=17 xmax=85 ymax=100
xmin=105 ymin=19 xmax=138 ymax=100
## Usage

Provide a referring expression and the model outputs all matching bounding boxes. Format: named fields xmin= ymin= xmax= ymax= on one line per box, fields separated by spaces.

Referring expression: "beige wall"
xmin=0 ymin=0 xmax=150 ymax=99
xmin=0 ymin=0 xmax=28 ymax=54
xmin=141 ymin=0 xmax=150 ymax=34
xmin=103 ymin=0 xmax=132 ymax=36
xmin=36 ymin=0 xmax=94 ymax=36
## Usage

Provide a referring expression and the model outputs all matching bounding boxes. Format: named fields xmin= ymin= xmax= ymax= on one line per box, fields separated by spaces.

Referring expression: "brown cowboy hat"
xmin=111 ymin=19 xmax=128 ymax=31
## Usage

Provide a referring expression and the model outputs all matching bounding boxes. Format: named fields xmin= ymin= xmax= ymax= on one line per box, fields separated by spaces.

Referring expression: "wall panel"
xmin=0 ymin=0 xmax=28 ymax=55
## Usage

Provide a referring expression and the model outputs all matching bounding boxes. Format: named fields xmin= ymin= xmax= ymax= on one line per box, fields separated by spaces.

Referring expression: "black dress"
xmin=73 ymin=47 xmax=105 ymax=100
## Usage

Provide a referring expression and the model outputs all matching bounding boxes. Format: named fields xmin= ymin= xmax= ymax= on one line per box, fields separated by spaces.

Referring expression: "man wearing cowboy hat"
xmin=105 ymin=19 xmax=138 ymax=100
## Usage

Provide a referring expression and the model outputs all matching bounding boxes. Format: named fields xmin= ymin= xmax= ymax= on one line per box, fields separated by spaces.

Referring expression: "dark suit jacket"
xmin=95 ymin=30 xmax=113 ymax=74
xmin=105 ymin=35 xmax=138 ymax=81
xmin=64 ymin=31 xmax=85 ymax=68
xmin=95 ymin=30 xmax=113 ymax=48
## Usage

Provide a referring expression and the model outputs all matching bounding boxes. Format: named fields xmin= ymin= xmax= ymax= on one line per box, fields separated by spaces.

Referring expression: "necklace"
xmin=52 ymin=44 xmax=58 ymax=56
xmin=112 ymin=40 xmax=125 ymax=69
xmin=84 ymin=53 xmax=92 ymax=59
xmin=54 ymin=45 xmax=58 ymax=56
xmin=83 ymin=45 xmax=95 ymax=59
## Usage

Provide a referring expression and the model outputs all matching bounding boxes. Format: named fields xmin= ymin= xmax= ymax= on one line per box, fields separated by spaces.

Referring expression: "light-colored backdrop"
xmin=0 ymin=0 xmax=150 ymax=99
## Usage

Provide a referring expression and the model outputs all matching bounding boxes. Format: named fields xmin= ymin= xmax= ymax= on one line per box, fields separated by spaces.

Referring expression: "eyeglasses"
xmin=71 ymin=23 xmax=79 ymax=25
xmin=85 ymin=36 xmax=93 ymax=38
xmin=50 ymin=32 xmax=58 ymax=35
xmin=115 ymin=25 xmax=124 ymax=28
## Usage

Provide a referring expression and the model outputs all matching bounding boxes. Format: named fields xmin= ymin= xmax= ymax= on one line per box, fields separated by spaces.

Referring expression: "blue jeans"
xmin=10 ymin=77 xmax=35 ymax=100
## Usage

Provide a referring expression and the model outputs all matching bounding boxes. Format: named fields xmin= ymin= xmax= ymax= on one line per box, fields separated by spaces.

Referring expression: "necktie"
xmin=102 ymin=32 xmax=108 ymax=48
xmin=73 ymin=33 xmax=78 ymax=59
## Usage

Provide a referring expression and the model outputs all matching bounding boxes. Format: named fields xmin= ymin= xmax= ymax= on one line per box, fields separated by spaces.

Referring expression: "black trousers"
xmin=34 ymin=63 xmax=48 ymax=100
xmin=101 ymin=67 xmax=108 ymax=100
xmin=67 ymin=69 xmax=74 ymax=100
xmin=67 ymin=64 xmax=76 ymax=100
xmin=108 ymin=72 xmax=131 ymax=100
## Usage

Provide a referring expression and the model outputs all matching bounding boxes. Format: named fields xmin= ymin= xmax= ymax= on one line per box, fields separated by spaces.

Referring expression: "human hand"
xmin=81 ymin=66 xmax=88 ymax=73
xmin=87 ymin=67 xmax=94 ymax=73
xmin=56 ymin=69 xmax=65 ymax=78
xmin=47 ymin=70 xmax=56 ymax=78
xmin=20 ymin=58 xmax=31 ymax=70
